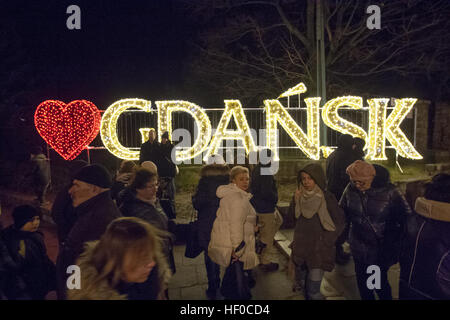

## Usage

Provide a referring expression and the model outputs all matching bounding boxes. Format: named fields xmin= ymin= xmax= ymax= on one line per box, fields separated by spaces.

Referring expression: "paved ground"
xmin=168 ymin=242 xmax=303 ymax=300
xmin=275 ymin=228 xmax=401 ymax=300
xmin=0 ymin=188 xmax=400 ymax=300
xmin=0 ymin=190 xmax=301 ymax=300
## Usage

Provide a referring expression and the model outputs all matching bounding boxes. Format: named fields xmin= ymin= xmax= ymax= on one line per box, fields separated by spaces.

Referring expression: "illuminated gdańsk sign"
xmin=34 ymin=82 xmax=421 ymax=161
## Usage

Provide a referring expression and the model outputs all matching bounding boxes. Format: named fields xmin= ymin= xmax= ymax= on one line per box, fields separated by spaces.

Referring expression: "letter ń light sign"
xmin=34 ymin=82 xmax=422 ymax=161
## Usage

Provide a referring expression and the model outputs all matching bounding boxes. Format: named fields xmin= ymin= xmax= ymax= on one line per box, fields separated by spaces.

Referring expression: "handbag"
xmin=184 ymin=210 xmax=203 ymax=258
xmin=220 ymin=260 xmax=252 ymax=300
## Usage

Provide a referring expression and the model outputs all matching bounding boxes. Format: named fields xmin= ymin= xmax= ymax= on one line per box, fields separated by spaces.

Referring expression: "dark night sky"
xmin=1 ymin=1 xmax=446 ymax=162
xmin=2 ymin=0 xmax=192 ymax=110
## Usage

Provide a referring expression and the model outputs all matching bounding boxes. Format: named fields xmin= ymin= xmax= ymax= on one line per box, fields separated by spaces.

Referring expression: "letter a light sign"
xmin=34 ymin=83 xmax=422 ymax=161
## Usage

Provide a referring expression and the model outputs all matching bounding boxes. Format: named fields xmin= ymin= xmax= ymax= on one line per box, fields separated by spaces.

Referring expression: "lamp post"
xmin=316 ymin=0 xmax=327 ymax=147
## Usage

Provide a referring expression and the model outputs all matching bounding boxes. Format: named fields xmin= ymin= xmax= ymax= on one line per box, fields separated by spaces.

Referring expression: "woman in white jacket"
xmin=208 ymin=166 xmax=259 ymax=298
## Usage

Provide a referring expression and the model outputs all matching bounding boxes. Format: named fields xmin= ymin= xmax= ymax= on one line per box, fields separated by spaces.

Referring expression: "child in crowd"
xmin=1 ymin=205 xmax=56 ymax=299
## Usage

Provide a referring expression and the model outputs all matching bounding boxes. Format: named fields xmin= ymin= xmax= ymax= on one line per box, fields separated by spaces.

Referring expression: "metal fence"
xmin=110 ymin=104 xmax=416 ymax=159
xmin=6 ymin=102 xmax=416 ymax=161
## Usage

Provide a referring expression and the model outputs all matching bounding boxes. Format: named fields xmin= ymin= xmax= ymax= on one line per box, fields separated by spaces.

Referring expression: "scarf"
xmin=295 ymin=184 xmax=336 ymax=231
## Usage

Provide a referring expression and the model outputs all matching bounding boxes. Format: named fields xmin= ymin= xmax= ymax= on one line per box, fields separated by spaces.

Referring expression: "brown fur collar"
xmin=415 ymin=197 xmax=450 ymax=223
xmin=67 ymin=242 xmax=126 ymax=300
xmin=67 ymin=241 xmax=171 ymax=300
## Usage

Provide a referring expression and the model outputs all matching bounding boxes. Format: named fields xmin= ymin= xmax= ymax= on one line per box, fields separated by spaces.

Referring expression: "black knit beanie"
xmin=73 ymin=164 xmax=112 ymax=188
xmin=13 ymin=205 xmax=40 ymax=229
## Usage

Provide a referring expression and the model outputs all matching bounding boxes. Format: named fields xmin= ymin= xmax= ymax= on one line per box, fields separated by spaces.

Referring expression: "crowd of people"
xmin=0 ymin=133 xmax=449 ymax=300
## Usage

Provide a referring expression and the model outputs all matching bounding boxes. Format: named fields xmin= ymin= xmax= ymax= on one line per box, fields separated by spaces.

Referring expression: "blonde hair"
xmin=118 ymin=160 xmax=137 ymax=174
xmin=86 ymin=217 xmax=167 ymax=290
xmin=230 ymin=166 xmax=249 ymax=181
xmin=140 ymin=161 xmax=158 ymax=174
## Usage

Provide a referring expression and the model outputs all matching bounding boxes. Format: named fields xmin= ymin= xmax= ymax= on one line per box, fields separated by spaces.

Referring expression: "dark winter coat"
xmin=250 ymin=163 xmax=278 ymax=213
xmin=326 ymin=135 xmax=357 ymax=201
xmin=57 ymin=190 xmax=121 ymax=297
xmin=119 ymin=188 xmax=176 ymax=274
xmin=339 ymin=165 xmax=412 ymax=266
xmin=192 ymin=164 xmax=230 ymax=250
xmin=399 ymin=197 xmax=450 ymax=300
xmin=290 ymin=164 xmax=346 ymax=272
xmin=50 ymin=185 xmax=77 ymax=245
xmin=1 ymin=227 xmax=56 ymax=299
xmin=139 ymin=140 xmax=163 ymax=166
xmin=0 ymin=230 xmax=29 ymax=299
xmin=159 ymin=141 xmax=177 ymax=178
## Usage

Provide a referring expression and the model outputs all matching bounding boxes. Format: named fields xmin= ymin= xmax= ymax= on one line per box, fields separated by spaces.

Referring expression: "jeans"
xmin=294 ymin=263 xmax=325 ymax=300
xmin=159 ymin=177 xmax=176 ymax=219
xmin=204 ymin=250 xmax=220 ymax=292
xmin=354 ymin=261 xmax=392 ymax=300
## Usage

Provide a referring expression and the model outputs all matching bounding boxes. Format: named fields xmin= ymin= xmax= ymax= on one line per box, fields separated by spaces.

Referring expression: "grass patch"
xmin=173 ymin=161 xmax=429 ymax=220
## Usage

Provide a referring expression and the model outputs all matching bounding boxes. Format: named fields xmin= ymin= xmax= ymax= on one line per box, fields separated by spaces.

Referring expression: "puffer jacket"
xmin=192 ymin=164 xmax=230 ymax=250
xmin=208 ymin=183 xmax=259 ymax=270
xmin=119 ymin=188 xmax=176 ymax=274
xmin=291 ymin=164 xmax=346 ymax=272
xmin=339 ymin=165 xmax=412 ymax=266
xmin=68 ymin=241 xmax=171 ymax=300
xmin=399 ymin=197 xmax=450 ymax=300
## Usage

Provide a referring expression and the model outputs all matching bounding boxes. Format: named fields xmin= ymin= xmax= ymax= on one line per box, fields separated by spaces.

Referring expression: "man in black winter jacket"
xmin=326 ymin=134 xmax=356 ymax=202
xmin=157 ymin=131 xmax=177 ymax=219
xmin=56 ymin=164 xmax=121 ymax=299
xmin=250 ymin=149 xmax=282 ymax=272
xmin=139 ymin=129 xmax=163 ymax=166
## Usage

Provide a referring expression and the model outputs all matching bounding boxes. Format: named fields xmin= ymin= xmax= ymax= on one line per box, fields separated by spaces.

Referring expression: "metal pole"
xmin=316 ymin=0 xmax=327 ymax=148
xmin=395 ymin=151 xmax=404 ymax=174
xmin=414 ymin=107 xmax=417 ymax=148
xmin=46 ymin=143 xmax=51 ymax=190
xmin=87 ymin=147 xmax=91 ymax=164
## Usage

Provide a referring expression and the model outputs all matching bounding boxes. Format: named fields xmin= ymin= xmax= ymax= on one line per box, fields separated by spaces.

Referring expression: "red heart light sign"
xmin=34 ymin=100 xmax=101 ymax=160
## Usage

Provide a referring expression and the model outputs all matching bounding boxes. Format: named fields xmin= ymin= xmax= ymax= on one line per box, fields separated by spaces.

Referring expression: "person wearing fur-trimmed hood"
xmin=67 ymin=217 xmax=171 ymax=300
xmin=399 ymin=173 xmax=450 ymax=300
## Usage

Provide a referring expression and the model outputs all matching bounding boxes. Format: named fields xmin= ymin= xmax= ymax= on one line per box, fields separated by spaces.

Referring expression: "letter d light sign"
xmin=34 ymin=83 xmax=422 ymax=162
